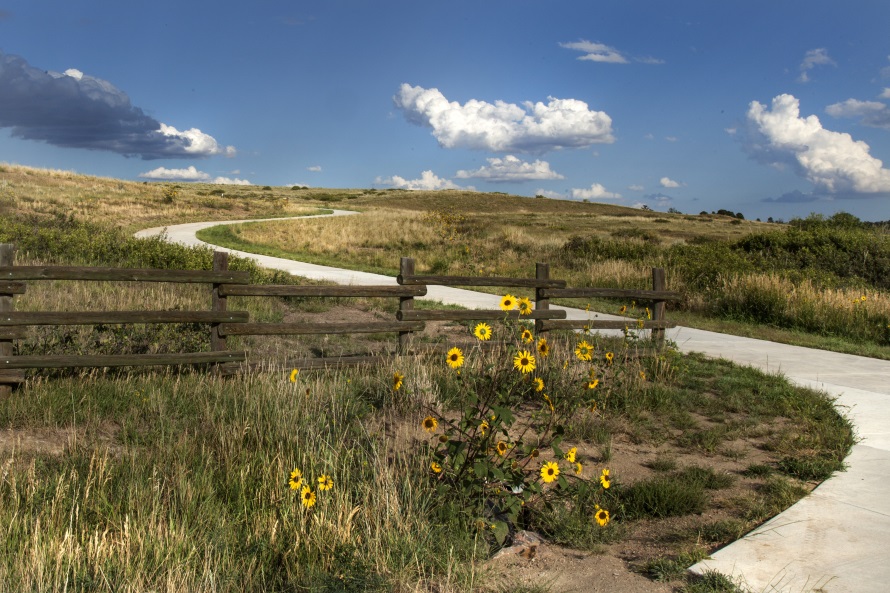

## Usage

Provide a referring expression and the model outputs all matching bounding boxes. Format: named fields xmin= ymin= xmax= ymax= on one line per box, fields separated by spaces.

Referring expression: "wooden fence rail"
xmin=0 ymin=244 xmax=678 ymax=393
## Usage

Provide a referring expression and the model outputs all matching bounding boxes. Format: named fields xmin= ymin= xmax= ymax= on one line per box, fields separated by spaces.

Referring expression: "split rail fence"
xmin=0 ymin=243 xmax=680 ymax=395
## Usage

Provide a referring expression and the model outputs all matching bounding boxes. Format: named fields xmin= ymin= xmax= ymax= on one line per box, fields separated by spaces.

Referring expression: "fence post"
xmin=0 ymin=244 xmax=15 ymax=396
xmin=651 ymin=267 xmax=666 ymax=347
xmin=397 ymin=257 xmax=415 ymax=355
xmin=534 ymin=262 xmax=550 ymax=337
xmin=211 ymin=251 xmax=229 ymax=355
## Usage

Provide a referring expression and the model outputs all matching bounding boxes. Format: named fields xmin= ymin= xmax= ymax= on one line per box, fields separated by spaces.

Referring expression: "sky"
xmin=2 ymin=1 xmax=890 ymax=222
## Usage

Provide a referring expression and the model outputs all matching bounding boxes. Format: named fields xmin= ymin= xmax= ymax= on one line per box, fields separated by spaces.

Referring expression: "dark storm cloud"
xmin=0 ymin=51 xmax=233 ymax=159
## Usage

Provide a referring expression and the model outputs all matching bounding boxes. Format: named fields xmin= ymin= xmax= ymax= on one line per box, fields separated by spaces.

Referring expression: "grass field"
xmin=0 ymin=164 xmax=863 ymax=591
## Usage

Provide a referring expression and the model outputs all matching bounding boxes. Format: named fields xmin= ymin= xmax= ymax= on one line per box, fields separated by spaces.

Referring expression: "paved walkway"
xmin=137 ymin=215 xmax=890 ymax=593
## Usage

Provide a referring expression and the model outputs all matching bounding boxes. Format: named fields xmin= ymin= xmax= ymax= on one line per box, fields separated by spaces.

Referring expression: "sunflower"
xmin=430 ymin=461 xmax=443 ymax=474
xmin=473 ymin=322 xmax=492 ymax=341
xmin=520 ymin=328 xmax=534 ymax=343
xmin=393 ymin=371 xmax=404 ymax=391
xmin=317 ymin=475 xmax=333 ymax=491
xmin=575 ymin=462 xmax=583 ymax=475
xmin=478 ymin=420 xmax=489 ymax=436
xmin=536 ymin=338 xmax=549 ymax=357
xmin=301 ymin=485 xmax=316 ymax=508
xmin=574 ymin=340 xmax=594 ymax=361
xmin=564 ymin=447 xmax=577 ymax=463
xmin=594 ymin=506 xmax=610 ymax=527
xmin=496 ymin=441 xmax=508 ymax=456
xmin=517 ymin=297 xmax=533 ymax=316
xmin=639 ymin=371 xmax=646 ymax=381
xmin=540 ymin=461 xmax=560 ymax=483
xmin=542 ymin=393 xmax=554 ymax=412
xmin=646 ymin=307 xmax=652 ymax=320
xmin=600 ymin=469 xmax=611 ymax=489
xmin=637 ymin=318 xmax=645 ymax=329
xmin=587 ymin=378 xmax=599 ymax=390
xmin=605 ymin=351 xmax=614 ymax=365
xmin=513 ymin=350 xmax=536 ymax=374
xmin=289 ymin=369 xmax=299 ymax=383
xmin=422 ymin=415 xmax=438 ymax=433
xmin=500 ymin=294 xmax=517 ymax=311
xmin=619 ymin=305 xmax=627 ymax=315
xmin=532 ymin=377 xmax=545 ymax=392
xmin=288 ymin=468 xmax=303 ymax=491
xmin=446 ymin=347 xmax=464 ymax=369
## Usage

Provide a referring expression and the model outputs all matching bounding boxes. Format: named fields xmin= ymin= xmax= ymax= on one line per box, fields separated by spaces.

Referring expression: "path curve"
xmin=137 ymin=214 xmax=890 ymax=593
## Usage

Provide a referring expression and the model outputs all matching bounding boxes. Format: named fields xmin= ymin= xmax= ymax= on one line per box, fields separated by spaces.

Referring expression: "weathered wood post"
xmin=211 ymin=251 xmax=229 ymax=355
xmin=397 ymin=257 xmax=415 ymax=355
xmin=0 ymin=244 xmax=18 ymax=396
xmin=534 ymin=262 xmax=550 ymax=337
xmin=651 ymin=267 xmax=667 ymax=347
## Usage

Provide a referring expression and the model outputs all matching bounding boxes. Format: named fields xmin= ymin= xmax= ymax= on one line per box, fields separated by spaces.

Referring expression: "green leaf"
xmin=473 ymin=461 xmax=489 ymax=479
xmin=491 ymin=520 xmax=509 ymax=547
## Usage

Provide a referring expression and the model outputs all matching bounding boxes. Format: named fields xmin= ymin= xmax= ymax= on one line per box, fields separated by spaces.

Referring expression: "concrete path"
xmin=137 ymin=215 xmax=890 ymax=593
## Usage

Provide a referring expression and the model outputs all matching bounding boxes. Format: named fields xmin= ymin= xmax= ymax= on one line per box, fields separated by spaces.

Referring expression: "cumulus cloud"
xmin=534 ymin=189 xmax=565 ymax=199
xmin=628 ymin=184 xmax=644 ymax=191
xmin=307 ymin=165 xmax=322 ymax=172
xmin=826 ymin=98 xmax=890 ymax=130
xmin=745 ymin=93 xmax=890 ymax=194
xmin=559 ymin=40 xmax=663 ymax=65
xmin=376 ymin=170 xmax=467 ymax=191
xmin=569 ymin=183 xmax=621 ymax=200
xmin=393 ymin=84 xmax=614 ymax=153
xmin=881 ymin=88 xmax=890 ymax=99
xmin=798 ymin=48 xmax=835 ymax=82
xmin=139 ymin=166 xmax=250 ymax=184
xmin=139 ymin=166 xmax=210 ymax=181
xmin=0 ymin=51 xmax=235 ymax=159
xmin=659 ymin=177 xmax=681 ymax=188
xmin=455 ymin=155 xmax=563 ymax=182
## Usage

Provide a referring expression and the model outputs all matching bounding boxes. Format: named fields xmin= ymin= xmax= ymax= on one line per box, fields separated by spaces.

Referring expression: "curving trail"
xmin=137 ymin=212 xmax=890 ymax=593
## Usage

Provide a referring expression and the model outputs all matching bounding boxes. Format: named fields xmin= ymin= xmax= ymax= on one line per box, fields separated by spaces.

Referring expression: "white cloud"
xmin=559 ymin=40 xmax=663 ymax=65
xmin=307 ymin=165 xmax=322 ymax=172
xmin=159 ymin=124 xmax=236 ymax=157
xmin=826 ymin=98 xmax=890 ymax=130
xmin=455 ymin=155 xmax=563 ymax=182
xmin=570 ymin=183 xmax=622 ymax=200
xmin=376 ymin=170 xmax=466 ymax=191
xmin=628 ymin=184 xmax=644 ymax=191
xmin=660 ymin=177 xmax=681 ymax=188
xmin=798 ymin=48 xmax=835 ymax=83
xmin=211 ymin=176 xmax=251 ymax=185
xmin=725 ymin=127 xmax=737 ymax=135
xmin=746 ymin=93 xmax=890 ymax=193
xmin=665 ymin=136 xmax=678 ymax=142
xmin=393 ymin=84 xmax=614 ymax=153
xmin=559 ymin=40 xmax=628 ymax=64
xmin=534 ymin=189 xmax=565 ymax=199
xmin=139 ymin=166 xmax=210 ymax=181
xmin=881 ymin=88 xmax=890 ymax=99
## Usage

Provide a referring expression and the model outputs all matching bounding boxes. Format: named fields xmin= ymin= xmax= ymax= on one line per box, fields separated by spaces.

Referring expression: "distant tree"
xmin=667 ymin=207 xmax=682 ymax=214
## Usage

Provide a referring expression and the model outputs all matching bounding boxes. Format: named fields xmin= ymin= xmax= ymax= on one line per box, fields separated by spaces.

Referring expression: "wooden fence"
xmin=0 ymin=243 xmax=680 ymax=394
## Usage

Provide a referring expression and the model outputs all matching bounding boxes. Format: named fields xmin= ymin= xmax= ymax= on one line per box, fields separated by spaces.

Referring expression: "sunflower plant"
xmin=420 ymin=299 xmax=609 ymax=546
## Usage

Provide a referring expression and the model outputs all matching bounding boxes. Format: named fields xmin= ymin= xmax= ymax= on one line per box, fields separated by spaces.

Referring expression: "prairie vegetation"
xmin=0 ymin=165 xmax=859 ymax=590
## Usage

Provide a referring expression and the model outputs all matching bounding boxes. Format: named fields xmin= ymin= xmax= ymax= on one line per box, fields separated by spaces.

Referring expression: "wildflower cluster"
xmin=420 ymin=295 xmax=614 ymax=545
xmin=288 ymin=467 xmax=334 ymax=510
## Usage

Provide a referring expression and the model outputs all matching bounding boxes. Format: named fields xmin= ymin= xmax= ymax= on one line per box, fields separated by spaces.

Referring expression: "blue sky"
xmin=2 ymin=1 xmax=890 ymax=221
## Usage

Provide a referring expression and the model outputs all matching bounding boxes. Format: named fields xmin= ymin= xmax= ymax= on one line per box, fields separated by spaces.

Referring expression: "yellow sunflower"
xmin=637 ymin=318 xmax=645 ymax=329
xmin=542 ymin=393 xmax=554 ymax=412
xmin=532 ymin=377 xmax=545 ymax=392
xmin=301 ymin=485 xmax=316 ymax=508
xmin=289 ymin=369 xmax=299 ymax=382
xmin=446 ymin=347 xmax=464 ymax=369
xmin=594 ymin=506 xmax=610 ymax=527
xmin=288 ymin=468 xmax=303 ymax=491
xmin=605 ymin=352 xmax=614 ymax=365
xmin=496 ymin=441 xmax=508 ymax=456
xmin=317 ymin=475 xmax=333 ymax=491
xmin=431 ymin=461 xmax=443 ymax=474
xmin=478 ymin=420 xmax=489 ymax=436
xmin=500 ymin=294 xmax=517 ymax=311
xmin=540 ymin=461 xmax=560 ymax=483
xmin=619 ymin=305 xmax=627 ymax=314
xmin=574 ymin=462 xmax=583 ymax=475
xmin=422 ymin=415 xmax=439 ymax=433
xmin=600 ymin=469 xmax=611 ymax=489
xmin=520 ymin=328 xmax=534 ymax=343
xmin=564 ymin=447 xmax=577 ymax=463
xmin=513 ymin=350 xmax=536 ymax=374
xmin=588 ymin=378 xmax=599 ymax=390
xmin=393 ymin=371 xmax=404 ymax=391
xmin=537 ymin=338 xmax=549 ymax=357
xmin=517 ymin=297 xmax=533 ymax=316
xmin=574 ymin=340 xmax=594 ymax=361
xmin=474 ymin=322 xmax=493 ymax=341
